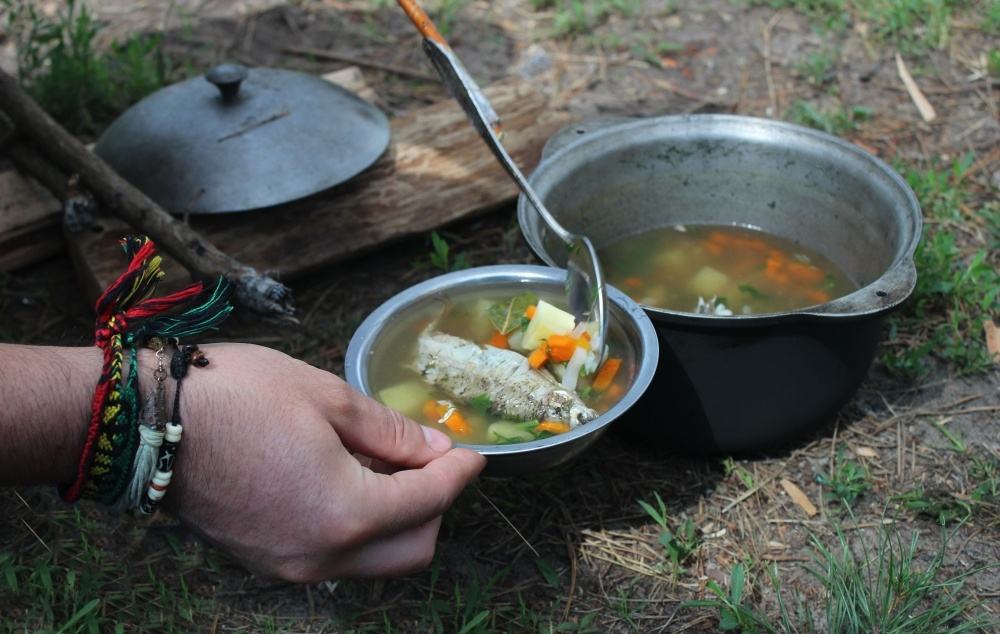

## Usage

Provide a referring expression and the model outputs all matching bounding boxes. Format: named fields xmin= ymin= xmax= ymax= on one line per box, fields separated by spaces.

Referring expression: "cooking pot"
xmin=518 ymin=115 xmax=921 ymax=454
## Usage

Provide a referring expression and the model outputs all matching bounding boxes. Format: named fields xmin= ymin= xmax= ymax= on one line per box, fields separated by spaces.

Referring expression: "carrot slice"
xmin=803 ymin=288 xmax=831 ymax=305
xmin=786 ymin=261 xmax=825 ymax=283
xmin=592 ymin=357 xmax=622 ymax=390
xmin=440 ymin=408 xmax=472 ymax=435
xmin=488 ymin=330 xmax=509 ymax=349
xmin=527 ymin=344 xmax=549 ymax=369
xmin=422 ymin=400 xmax=472 ymax=435
xmin=708 ymin=230 xmax=734 ymax=246
xmin=546 ymin=334 xmax=579 ymax=362
xmin=535 ymin=421 xmax=572 ymax=435
xmin=524 ymin=305 xmax=537 ymax=320
xmin=422 ymin=399 xmax=442 ymax=422
xmin=701 ymin=240 xmax=723 ymax=255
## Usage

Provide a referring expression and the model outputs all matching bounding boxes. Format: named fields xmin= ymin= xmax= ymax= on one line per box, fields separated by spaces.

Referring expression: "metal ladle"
xmin=398 ymin=0 xmax=608 ymax=356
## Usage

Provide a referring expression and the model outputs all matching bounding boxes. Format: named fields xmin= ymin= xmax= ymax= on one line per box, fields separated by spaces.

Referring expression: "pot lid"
xmin=93 ymin=64 xmax=391 ymax=214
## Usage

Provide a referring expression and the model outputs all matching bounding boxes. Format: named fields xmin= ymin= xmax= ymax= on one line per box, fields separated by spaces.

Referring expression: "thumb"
xmin=329 ymin=387 xmax=455 ymax=468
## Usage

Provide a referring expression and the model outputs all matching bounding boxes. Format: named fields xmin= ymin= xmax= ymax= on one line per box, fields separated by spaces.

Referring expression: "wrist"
xmin=0 ymin=344 xmax=102 ymax=485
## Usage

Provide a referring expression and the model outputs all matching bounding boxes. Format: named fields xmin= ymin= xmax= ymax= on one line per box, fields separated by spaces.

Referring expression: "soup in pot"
xmin=599 ymin=224 xmax=856 ymax=314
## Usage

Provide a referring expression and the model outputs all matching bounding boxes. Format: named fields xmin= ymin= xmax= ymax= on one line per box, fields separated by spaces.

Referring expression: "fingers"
xmin=266 ymin=447 xmax=485 ymax=583
xmin=357 ymin=446 xmax=484 ymax=534
xmin=325 ymin=385 xmax=457 ymax=469
xmin=322 ymin=518 xmax=444 ymax=579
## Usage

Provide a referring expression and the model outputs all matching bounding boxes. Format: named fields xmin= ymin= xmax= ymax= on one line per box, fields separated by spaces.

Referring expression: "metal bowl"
xmin=518 ymin=115 xmax=922 ymax=454
xmin=344 ymin=265 xmax=659 ymax=476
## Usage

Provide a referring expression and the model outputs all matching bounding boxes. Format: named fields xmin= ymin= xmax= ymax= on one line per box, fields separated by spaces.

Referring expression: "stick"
xmin=0 ymin=67 xmax=295 ymax=319
xmin=283 ymin=45 xmax=440 ymax=82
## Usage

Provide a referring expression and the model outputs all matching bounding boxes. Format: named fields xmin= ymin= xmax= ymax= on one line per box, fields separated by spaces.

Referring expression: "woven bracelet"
xmin=60 ymin=235 xmax=234 ymax=508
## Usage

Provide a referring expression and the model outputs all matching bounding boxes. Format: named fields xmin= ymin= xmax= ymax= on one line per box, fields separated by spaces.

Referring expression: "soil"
xmin=2 ymin=0 xmax=999 ymax=632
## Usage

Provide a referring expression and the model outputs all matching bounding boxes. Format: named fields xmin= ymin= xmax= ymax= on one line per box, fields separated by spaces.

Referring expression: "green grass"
xmin=785 ymin=101 xmax=874 ymax=136
xmin=427 ymin=230 xmax=471 ymax=273
xmin=0 ymin=494 xmax=208 ymax=633
xmin=637 ymin=492 xmax=701 ymax=575
xmin=816 ymin=445 xmax=872 ymax=507
xmin=745 ymin=0 xmax=984 ymax=54
xmin=683 ymin=510 xmax=997 ymax=632
xmin=882 ymin=155 xmax=1000 ymax=378
xmin=2 ymin=0 xmax=173 ymax=137
xmin=528 ymin=0 xmax=642 ymax=37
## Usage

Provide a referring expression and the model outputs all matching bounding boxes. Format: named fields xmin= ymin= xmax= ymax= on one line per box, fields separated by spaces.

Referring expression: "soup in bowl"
xmin=344 ymin=265 xmax=659 ymax=476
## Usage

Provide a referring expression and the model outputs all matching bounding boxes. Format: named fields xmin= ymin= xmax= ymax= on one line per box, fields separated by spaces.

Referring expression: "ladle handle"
xmin=419 ymin=38 xmax=574 ymax=245
xmin=396 ymin=0 xmax=447 ymax=45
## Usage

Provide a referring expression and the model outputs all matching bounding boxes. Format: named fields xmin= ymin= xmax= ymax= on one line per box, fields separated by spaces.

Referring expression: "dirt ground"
xmin=2 ymin=0 xmax=999 ymax=631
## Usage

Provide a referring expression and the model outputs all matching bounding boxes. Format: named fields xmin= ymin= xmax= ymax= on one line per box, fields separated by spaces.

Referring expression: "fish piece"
xmin=415 ymin=328 xmax=598 ymax=427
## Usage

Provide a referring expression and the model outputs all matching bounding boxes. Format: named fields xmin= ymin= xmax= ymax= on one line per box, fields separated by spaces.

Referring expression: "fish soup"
xmin=600 ymin=224 xmax=857 ymax=314
xmin=366 ymin=286 xmax=635 ymax=445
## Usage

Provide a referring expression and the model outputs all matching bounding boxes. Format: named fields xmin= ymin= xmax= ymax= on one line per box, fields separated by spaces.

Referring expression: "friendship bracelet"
xmin=60 ymin=235 xmax=235 ymax=507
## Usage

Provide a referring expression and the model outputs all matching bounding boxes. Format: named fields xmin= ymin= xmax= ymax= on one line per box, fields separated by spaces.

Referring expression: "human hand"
xmin=157 ymin=343 xmax=485 ymax=582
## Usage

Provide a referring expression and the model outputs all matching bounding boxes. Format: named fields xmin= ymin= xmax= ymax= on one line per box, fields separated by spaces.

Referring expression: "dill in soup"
xmin=600 ymin=225 xmax=856 ymax=314
xmin=365 ymin=287 xmax=634 ymax=445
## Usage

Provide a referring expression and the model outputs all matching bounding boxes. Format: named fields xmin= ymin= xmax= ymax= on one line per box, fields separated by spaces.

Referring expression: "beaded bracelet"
xmin=60 ymin=235 xmax=234 ymax=509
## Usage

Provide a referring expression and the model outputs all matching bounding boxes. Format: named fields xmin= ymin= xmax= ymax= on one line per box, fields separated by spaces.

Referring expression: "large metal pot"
xmin=518 ymin=115 xmax=921 ymax=454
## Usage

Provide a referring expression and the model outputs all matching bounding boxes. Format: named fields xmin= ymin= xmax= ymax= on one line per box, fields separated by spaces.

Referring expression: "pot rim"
xmin=518 ymin=114 xmax=923 ymax=327
xmin=343 ymin=264 xmax=660 ymax=458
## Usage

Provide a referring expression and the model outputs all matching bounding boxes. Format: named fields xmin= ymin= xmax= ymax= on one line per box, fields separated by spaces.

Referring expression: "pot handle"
xmin=809 ymin=254 xmax=918 ymax=319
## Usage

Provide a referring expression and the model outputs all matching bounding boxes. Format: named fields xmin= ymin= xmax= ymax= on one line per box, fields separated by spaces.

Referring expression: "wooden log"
xmin=0 ymin=169 xmax=62 ymax=271
xmin=0 ymin=66 xmax=295 ymax=318
xmin=66 ymin=76 xmax=573 ymax=302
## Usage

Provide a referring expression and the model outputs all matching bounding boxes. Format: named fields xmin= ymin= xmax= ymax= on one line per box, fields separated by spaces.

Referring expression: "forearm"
xmin=0 ymin=344 xmax=101 ymax=485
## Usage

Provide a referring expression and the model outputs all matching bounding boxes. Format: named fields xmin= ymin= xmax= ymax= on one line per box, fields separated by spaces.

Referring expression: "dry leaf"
xmin=984 ymin=320 xmax=1000 ymax=363
xmin=855 ymin=446 xmax=879 ymax=458
xmin=896 ymin=52 xmax=936 ymax=122
xmin=780 ymin=478 xmax=818 ymax=517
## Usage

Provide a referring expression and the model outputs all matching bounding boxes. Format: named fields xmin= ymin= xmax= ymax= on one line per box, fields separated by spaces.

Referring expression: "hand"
xmin=160 ymin=343 xmax=486 ymax=582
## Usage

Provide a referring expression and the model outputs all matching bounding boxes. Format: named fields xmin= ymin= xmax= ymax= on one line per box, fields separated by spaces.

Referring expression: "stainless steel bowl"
xmin=344 ymin=265 xmax=659 ymax=476
xmin=518 ymin=115 xmax=922 ymax=453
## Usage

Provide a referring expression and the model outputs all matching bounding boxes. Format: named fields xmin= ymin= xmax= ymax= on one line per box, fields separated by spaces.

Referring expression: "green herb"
xmin=738 ymin=284 xmax=768 ymax=299
xmin=485 ymin=293 xmax=537 ymax=334
xmin=469 ymin=394 xmax=493 ymax=416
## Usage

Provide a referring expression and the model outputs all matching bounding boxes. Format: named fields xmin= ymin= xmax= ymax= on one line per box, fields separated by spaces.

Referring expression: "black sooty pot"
xmin=518 ymin=115 xmax=922 ymax=454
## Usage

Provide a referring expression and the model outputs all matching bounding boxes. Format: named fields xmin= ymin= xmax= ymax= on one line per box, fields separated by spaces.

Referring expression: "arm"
xmin=0 ymin=342 xmax=486 ymax=581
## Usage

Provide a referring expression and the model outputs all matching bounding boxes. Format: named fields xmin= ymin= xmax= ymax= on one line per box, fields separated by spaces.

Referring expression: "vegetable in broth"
xmin=366 ymin=288 xmax=632 ymax=445
xmin=600 ymin=225 xmax=856 ymax=314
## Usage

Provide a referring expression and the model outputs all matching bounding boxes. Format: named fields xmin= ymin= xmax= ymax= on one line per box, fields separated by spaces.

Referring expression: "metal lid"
xmin=94 ymin=64 xmax=391 ymax=214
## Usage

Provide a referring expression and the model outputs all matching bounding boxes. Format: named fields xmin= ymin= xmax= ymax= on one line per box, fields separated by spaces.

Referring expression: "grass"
xmin=637 ymin=492 xmax=701 ymax=575
xmin=2 ymin=0 xmax=173 ymax=137
xmin=0 ymin=492 xmax=208 ymax=633
xmin=746 ymin=0 xmax=988 ymax=54
xmin=527 ymin=0 xmax=643 ymax=37
xmin=683 ymin=510 xmax=997 ymax=632
xmin=882 ymin=155 xmax=1000 ymax=378
xmin=428 ymin=230 xmax=471 ymax=273
xmin=815 ymin=445 xmax=872 ymax=507
xmin=785 ymin=100 xmax=874 ymax=136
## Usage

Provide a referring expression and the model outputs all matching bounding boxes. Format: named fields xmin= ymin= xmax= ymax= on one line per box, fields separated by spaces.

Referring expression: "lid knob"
xmin=205 ymin=64 xmax=249 ymax=102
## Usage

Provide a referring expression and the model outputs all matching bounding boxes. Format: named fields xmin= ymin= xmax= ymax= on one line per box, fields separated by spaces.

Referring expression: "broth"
xmin=599 ymin=224 xmax=857 ymax=314
xmin=365 ymin=285 xmax=634 ymax=445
